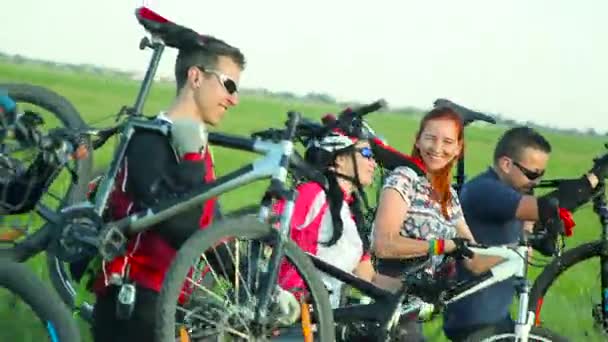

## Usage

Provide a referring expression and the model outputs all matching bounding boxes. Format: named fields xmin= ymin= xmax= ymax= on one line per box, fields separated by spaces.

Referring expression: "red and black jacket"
xmin=92 ymin=121 xmax=216 ymax=294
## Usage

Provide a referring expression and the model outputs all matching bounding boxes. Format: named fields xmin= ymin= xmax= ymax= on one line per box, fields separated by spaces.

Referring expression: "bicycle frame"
xmin=78 ymin=110 xmax=314 ymax=324
xmin=309 ymin=243 xmax=535 ymax=341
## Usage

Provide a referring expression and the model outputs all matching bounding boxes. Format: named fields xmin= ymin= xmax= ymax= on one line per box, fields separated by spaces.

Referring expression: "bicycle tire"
xmin=528 ymin=241 xmax=604 ymax=330
xmin=155 ymin=216 xmax=335 ymax=341
xmin=0 ymin=83 xmax=94 ymax=320
xmin=0 ymin=260 xmax=81 ymax=342
xmin=46 ymin=254 xmax=95 ymax=323
xmin=0 ymin=83 xmax=93 ymax=204
xmin=464 ymin=326 xmax=569 ymax=342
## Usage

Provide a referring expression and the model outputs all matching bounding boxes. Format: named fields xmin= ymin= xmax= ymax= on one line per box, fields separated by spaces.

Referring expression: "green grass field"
xmin=1 ymin=60 xmax=607 ymax=341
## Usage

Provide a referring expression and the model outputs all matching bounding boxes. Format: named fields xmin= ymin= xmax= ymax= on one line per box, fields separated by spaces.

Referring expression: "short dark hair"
xmin=493 ymin=126 xmax=552 ymax=163
xmin=174 ymin=36 xmax=246 ymax=92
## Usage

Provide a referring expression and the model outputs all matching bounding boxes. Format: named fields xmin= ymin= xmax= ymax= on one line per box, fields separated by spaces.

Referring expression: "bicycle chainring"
xmin=49 ymin=204 xmax=103 ymax=263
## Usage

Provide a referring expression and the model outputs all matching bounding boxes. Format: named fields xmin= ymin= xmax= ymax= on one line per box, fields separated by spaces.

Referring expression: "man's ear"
xmin=187 ymin=66 xmax=200 ymax=88
xmin=497 ymin=156 xmax=512 ymax=174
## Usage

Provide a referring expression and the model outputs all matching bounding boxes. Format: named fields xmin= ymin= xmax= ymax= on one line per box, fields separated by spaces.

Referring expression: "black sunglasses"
xmin=513 ymin=161 xmax=545 ymax=180
xmin=196 ymin=66 xmax=238 ymax=95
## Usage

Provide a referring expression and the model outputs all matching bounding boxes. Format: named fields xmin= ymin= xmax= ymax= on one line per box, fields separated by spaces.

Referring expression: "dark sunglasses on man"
xmin=513 ymin=160 xmax=545 ymax=180
xmin=196 ymin=66 xmax=238 ymax=95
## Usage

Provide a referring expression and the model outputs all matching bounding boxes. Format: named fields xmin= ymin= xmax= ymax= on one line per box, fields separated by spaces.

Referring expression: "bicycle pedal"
xmin=0 ymin=227 xmax=25 ymax=242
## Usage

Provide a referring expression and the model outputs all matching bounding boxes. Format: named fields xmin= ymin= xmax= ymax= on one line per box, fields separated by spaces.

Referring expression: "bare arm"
xmin=372 ymin=188 xmax=457 ymax=258
xmin=353 ymin=259 xmax=402 ymax=292
xmin=373 ymin=189 xmax=437 ymax=258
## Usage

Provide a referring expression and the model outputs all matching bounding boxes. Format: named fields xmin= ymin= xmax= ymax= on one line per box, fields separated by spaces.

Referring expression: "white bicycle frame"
xmin=446 ymin=244 xmax=535 ymax=341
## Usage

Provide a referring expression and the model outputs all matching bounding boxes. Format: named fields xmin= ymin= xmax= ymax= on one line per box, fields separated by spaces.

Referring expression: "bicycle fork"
xmin=252 ymin=188 xmax=296 ymax=327
xmin=514 ymin=278 xmax=535 ymax=342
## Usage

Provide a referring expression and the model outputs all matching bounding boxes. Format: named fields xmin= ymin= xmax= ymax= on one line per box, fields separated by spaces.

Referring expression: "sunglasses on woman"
xmin=355 ymin=146 xmax=375 ymax=160
xmin=196 ymin=66 xmax=239 ymax=95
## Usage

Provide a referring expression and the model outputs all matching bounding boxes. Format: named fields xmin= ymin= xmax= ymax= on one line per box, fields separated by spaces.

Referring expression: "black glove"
xmin=447 ymin=238 xmax=475 ymax=260
xmin=529 ymin=232 xmax=559 ymax=257
xmin=590 ymin=152 xmax=608 ymax=180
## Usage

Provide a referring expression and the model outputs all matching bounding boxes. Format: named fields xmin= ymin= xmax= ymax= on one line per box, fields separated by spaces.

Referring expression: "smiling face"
xmin=192 ymin=56 xmax=242 ymax=126
xmin=415 ymin=118 xmax=463 ymax=173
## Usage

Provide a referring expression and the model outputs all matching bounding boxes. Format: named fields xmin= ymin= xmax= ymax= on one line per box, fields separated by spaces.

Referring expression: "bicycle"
xmin=526 ymin=152 xmax=608 ymax=340
xmin=0 ymin=84 xmax=92 ymax=201
xmin=1 ymin=6 xmax=339 ymax=340
xmin=0 ymin=100 xmax=116 ymax=321
xmin=0 ymin=84 xmax=92 ymax=243
xmin=154 ymin=156 xmax=569 ymax=341
xmin=0 ymin=259 xmax=81 ymax=342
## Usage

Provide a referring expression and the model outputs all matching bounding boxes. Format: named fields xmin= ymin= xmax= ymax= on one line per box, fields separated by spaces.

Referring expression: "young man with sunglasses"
xmin=443 ymin=126 xmax=608 ymax=341
xmin=90 ymin=36 xmax=245 ymax=342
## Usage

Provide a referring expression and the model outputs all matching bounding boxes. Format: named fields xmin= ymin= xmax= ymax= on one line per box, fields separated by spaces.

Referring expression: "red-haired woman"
xmin=372 ymin=107 xmax=495 ymax=341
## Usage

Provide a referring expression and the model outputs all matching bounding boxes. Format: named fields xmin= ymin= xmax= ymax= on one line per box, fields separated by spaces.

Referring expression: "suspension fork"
xmin=253 ymin=186 xmax=296 ymax=325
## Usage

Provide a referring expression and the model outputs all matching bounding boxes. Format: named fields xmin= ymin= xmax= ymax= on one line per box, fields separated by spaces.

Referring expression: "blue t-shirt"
xmin=443 ymin=167 xmax=523 ymax=333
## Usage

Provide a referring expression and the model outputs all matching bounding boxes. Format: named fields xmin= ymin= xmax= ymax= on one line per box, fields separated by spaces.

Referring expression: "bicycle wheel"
xmin=464 ymin=326 xmax=568 ymax=342
xmin=0 ymin=260 xmax=81 ymax=342
xmin=44 ymin=203 xmax=262 ymax=324
xmin=528 ymin=240 xmax=607 ymax=341
xmin=155 ymin=216 xmax=335 ymax=341
xmin=1 ymin=83 xmax=93 ymax=204
xmin=0 ymin=83 xmax=94 ymax=320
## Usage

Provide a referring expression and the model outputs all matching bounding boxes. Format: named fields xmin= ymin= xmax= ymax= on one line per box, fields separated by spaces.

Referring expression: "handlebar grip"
xmin=356 ymin=99 xmax=387 ymax=117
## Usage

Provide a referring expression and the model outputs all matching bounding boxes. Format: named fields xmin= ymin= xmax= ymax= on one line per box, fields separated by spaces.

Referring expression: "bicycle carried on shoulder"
xmin=154 ymin=148 xmax=569 ymax=341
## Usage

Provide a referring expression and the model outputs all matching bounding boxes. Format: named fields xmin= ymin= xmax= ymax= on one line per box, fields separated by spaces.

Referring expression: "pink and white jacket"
xmin=274 ymin=181 xmax=370 ymax=307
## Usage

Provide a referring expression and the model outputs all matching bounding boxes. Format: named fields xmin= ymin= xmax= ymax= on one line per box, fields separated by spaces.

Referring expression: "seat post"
xmin=132 ymin=37 xmax=165 ymax=116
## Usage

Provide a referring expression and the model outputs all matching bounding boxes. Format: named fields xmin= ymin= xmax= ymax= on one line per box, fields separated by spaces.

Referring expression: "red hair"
xmin=411 ymin=107 xmax=464 ymax=219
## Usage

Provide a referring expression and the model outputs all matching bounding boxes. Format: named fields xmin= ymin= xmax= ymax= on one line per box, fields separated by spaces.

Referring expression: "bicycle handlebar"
xmin=251 ymin=99 xmax=387 ymax=144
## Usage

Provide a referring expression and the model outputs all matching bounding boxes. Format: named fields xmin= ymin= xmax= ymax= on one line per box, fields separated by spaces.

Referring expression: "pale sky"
xmin=2 ymin=0 xmax=607 ymax=133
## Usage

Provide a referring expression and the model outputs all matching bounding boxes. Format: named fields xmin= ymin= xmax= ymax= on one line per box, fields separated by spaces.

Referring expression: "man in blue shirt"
xmin=443 ymin=126 xmax=605 ymax=341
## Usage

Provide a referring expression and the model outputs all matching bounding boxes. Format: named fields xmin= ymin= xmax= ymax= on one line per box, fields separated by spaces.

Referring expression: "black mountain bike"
xmin=154 ymin=144 xmax=568 ymax=341
xmin=0 ymin=84 xmax=92 ymax=246
xmin=527 ymin=152 xmax=608 ymax=341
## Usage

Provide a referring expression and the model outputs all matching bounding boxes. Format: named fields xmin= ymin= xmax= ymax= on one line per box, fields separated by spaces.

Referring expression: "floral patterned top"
xmin=380 ymin=166 xmax=463 ymax=270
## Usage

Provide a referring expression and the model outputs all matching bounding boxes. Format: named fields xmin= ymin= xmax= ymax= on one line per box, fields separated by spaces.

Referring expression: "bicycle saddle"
xmin=135 ymin=7 xmax=208 ymax=50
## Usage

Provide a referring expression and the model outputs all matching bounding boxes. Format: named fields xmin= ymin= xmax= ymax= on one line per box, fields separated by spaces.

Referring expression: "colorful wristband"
xmin=428 ymin=239 xmax=445 ymax=255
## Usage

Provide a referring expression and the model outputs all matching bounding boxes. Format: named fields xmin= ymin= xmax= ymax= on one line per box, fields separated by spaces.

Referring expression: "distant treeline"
xmin=1 ymin=51 xmax=604 ymax=137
